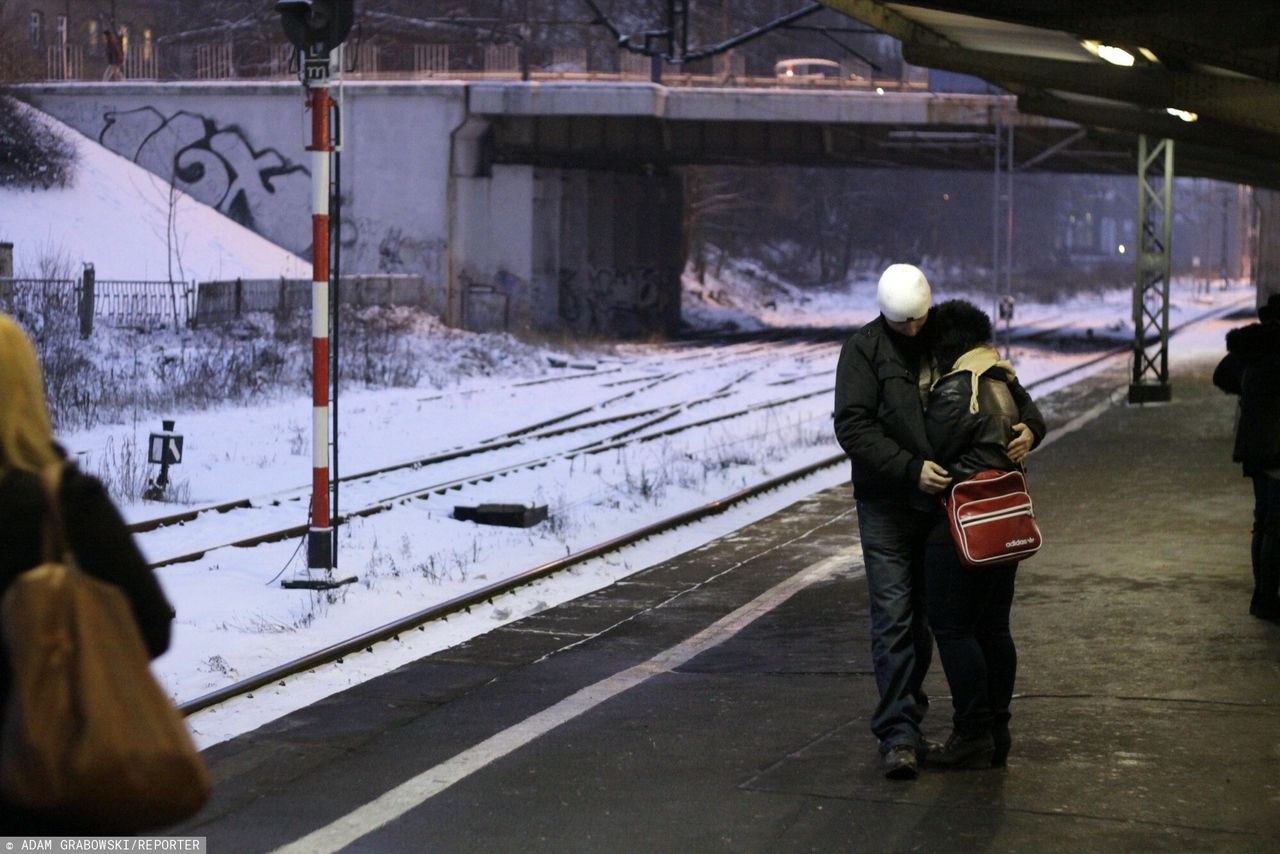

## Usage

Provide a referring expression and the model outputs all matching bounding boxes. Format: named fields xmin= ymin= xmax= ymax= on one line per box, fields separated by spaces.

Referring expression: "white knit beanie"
xmin=876 ymin=264 xmax=931 ymax=322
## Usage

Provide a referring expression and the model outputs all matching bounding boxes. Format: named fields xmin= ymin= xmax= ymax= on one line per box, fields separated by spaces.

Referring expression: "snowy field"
xmin=0 ymin=101 xmax=1254 ymax=748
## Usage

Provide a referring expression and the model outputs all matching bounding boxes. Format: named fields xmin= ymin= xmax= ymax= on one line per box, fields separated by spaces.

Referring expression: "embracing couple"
xmin=833 ymin=264 xmax=1047 ymax=780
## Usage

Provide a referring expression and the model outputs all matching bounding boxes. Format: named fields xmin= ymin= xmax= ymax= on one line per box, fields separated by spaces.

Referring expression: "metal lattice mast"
xmin=1129 ymin=136 xmax=1174 ymax=404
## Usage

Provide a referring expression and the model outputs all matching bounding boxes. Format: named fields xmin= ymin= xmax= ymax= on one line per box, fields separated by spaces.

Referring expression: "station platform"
xmin=181 ymin=355 xmax=1280 ymax=852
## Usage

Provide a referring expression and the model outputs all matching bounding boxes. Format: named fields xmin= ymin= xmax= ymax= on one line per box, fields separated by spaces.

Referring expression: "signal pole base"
xmin=282 ymin=574 xmax=356 ymax=590
xmin=281 ymin=529 xmax=357 ymax=589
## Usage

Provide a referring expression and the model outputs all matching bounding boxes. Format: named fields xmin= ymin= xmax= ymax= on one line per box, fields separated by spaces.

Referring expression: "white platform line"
xmin=1035 ymin=386 xmax=1125 ymax=454
xmin=272 ymin=550 xmax=859 ymax=854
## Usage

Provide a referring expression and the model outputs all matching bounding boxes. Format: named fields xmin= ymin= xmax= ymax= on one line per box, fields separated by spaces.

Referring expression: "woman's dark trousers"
xmin=925 ymin=542 xmax=1017 ymax=737
xmin=1252 ymin=474 xmax=1280 ymax=618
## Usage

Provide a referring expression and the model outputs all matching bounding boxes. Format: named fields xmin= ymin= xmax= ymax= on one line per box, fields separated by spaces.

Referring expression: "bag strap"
xmin=38 ymin=461 xmax=70 ymax=564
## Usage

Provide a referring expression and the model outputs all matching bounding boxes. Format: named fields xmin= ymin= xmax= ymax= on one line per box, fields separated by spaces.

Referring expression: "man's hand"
xmin=918 ymin=460 xmax=952 ymax=494
xmin=1007 ymin=423 xmax=1035 ymax=464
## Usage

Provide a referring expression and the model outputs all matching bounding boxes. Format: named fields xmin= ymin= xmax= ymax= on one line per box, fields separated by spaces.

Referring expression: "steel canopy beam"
xmin=1016 ymin=93 xmax=1280 ymax=162
xmin=1017 ymin=94 xmax=1280 ymax=189
xmin=863 ymin=1 xmax=1280 ymax=82
xmin=901 ymin=42 xmax=1280 ymax=137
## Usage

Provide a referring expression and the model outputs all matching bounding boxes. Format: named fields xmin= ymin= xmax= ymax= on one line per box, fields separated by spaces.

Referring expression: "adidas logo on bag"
xmin=1005 ymin=537 xmax=1036 ymax=548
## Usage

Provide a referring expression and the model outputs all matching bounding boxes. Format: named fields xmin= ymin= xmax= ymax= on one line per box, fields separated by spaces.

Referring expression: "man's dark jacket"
xmin=1213 ymin=320 xmax=1280 ymax=475
xmin=834 ymin=317 xmax=934 ymax=509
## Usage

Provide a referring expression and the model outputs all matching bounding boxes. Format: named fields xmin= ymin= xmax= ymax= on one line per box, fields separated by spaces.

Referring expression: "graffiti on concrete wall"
xmin=559 ymin=266 xmax=678 ymax=337
xmin=372 ymin=227 xmax=447 ymax=315
xmin=377 ymin=227 xmax=443 ymax=276
xmin=98 ymin=106 xmax=310 ymax=253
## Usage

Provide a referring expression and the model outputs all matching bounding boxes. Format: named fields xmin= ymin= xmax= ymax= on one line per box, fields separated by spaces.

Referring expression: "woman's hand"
xmin=1008 ymin=422 xmax=1034 ymax=464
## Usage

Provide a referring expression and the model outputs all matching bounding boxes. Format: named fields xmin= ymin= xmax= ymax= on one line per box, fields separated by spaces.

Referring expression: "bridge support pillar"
xmin=450 ymin=159 xmax=683 ymax=338
xmin=1254 ymin=189 xmax=1280 ymax=310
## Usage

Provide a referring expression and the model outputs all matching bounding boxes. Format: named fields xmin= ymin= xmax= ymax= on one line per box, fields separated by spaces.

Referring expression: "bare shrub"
xmin=0 ymin=95 xmax=75 ymax=187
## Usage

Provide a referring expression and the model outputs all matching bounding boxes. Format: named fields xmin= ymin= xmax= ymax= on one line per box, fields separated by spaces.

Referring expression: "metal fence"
xmin=95 ymin=279 xmax=195 ymax=328
xmin=45 ymin=45 xmax=83 ymax=81
xmin=0 ymin=274 xmax=427 ymax=332
xmin=0 ymin=276 xmax=193 ymax=334
xmin=194 ymin=275 xmax=427 ymax=326
xmin=24 ymin=36 xmax=923 ymax=91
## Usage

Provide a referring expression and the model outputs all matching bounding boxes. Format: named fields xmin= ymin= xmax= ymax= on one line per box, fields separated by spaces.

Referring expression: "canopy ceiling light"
xmin=1080 ymin=39 xmax=1135 ymax=67
xmin=1166 ymin=107 xmax=1199 ymax=122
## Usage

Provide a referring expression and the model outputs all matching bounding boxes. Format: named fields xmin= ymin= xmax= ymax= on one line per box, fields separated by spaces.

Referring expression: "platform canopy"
xmin=823 ymin=1 xmax=1280 ymax=188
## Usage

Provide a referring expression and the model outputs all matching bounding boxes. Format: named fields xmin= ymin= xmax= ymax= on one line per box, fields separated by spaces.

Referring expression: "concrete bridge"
xmin=20 ymin=81 xmax=1081 ymax=336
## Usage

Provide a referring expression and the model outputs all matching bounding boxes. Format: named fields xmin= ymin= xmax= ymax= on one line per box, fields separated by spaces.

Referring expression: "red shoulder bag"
xmin=943 ymin=469 xmax=1043 ymax=570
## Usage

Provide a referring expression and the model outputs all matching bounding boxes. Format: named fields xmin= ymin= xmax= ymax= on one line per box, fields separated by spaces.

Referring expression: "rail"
xmin=177 ymin=451 xmax=844 ymax=715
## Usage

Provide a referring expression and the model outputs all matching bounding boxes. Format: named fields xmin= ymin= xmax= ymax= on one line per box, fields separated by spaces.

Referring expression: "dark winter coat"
xmin=1213 ymin=320 xmax=1280 ymax=475
xmin=0 ymin=456 xmax=174 ymax=833
xmin=924 ymin=346 xmax=1046 ymax=486
xmin=834 ymin=316 xmax=934 ymax=509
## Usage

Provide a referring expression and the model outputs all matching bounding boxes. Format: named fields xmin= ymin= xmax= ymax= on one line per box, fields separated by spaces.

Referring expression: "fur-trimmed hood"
xmin=1225 ymin=321 xmax=1280 ymax=359
xmin=932 ymin=345 xmax=1015 ymax=414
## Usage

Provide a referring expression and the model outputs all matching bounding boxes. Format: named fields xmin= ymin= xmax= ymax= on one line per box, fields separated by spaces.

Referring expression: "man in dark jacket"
xmin=1213 ymin=293 xmax=1280 ymax=622
xmin=833 ymin=264 xmax=950 ymax=780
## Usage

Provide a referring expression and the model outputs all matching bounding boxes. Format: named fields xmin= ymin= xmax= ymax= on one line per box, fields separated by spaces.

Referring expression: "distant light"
xmin=785 ymin=68 xmax=794 ymax=77
xmin=942 ymin=193 xmax=951 ymax=201
xmin=1081 ymin=39 xmax=1135 ymax=67
xmin=1166 ymin=107 xmax=1198 ymax=122
xmin=1138 ymin=47 xmax=1160 ymax=63
xmin=1118 ymin=244 xmax=1126 ymax=254
xmin=1097 ymin=45 xmax=1135 ymax=66
xmin=875 ymin=86 xmax=885 ymax=95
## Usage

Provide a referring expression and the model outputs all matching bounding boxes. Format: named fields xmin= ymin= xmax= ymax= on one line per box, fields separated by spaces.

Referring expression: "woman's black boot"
xmin=991 ymin=726 xmax=1011 ymax=768
xmin=927 ymin=730 xmax=995 ymax=769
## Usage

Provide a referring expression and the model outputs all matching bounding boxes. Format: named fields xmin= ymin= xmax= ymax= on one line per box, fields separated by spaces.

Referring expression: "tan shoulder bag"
xmin=0 ymin=464 xmax=211 ymax=832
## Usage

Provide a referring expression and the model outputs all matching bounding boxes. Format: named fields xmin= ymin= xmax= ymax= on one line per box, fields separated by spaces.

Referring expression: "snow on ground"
xmin=0 ymin=100 xmax=307 ymax=282
xmin=1 ymin=102 xmax=1253 ymax=747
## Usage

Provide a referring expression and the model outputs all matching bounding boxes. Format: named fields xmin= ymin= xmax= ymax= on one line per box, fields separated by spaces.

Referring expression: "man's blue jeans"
xmin=856 ymin=498 xmax=936 ymax=751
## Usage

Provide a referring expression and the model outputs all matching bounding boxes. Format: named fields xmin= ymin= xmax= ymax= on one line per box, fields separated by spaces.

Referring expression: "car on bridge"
xmin=774 ymin=58 xmax=842 ymax=82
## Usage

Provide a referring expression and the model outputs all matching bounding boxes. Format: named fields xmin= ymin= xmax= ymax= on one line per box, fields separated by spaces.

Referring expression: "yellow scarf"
xmin=932 ymin=345 xmax=1015 ymax=414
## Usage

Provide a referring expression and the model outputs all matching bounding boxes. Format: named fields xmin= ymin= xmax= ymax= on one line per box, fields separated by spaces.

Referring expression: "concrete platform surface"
xmin=177 ymin=358 xmax=1280 ymax=853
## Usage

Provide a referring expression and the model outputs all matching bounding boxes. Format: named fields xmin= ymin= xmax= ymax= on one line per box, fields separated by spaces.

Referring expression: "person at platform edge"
xmin=832 ymin=263 xmax=950 ymax=780
xmin=1212 ymin=292 xmax=1280 ymax=623
xmin=0 ymin=313 xmax=174 ymax=834
xmin=921 ymin=298 xmax=1044 ymax=770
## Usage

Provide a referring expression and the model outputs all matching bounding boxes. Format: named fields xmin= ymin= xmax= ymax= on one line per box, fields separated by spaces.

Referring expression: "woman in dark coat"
xmin=922 ymin=299 xmax=1045 ymax=770
xmin=0 ymin=314 xmax=175 ymax=833
xmin=1212 ymin=293 xmax=1280 ymax=622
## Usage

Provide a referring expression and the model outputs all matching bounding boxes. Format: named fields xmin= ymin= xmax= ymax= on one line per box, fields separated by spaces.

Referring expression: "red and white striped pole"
xmin=306 ymin=80 xmax=333 ymax=572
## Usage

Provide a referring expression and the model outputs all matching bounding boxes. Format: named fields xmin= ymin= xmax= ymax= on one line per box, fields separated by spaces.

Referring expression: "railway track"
xmin=177 ymin=451 xmax=844 ymax=715
xmin=135 ymin=340 xmax=841 ymax=567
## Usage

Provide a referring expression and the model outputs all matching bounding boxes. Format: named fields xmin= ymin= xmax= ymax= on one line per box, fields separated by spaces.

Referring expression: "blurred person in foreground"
xmin=0 ymin=313 xmax=174 ymax=834
xmin=1213 ymin=293 xmax=1280 ymax=623
xmin=833 ymin=264 xmax=949 ymax=780
xmin=919 ymin=299 xmax=1044 ymax=770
